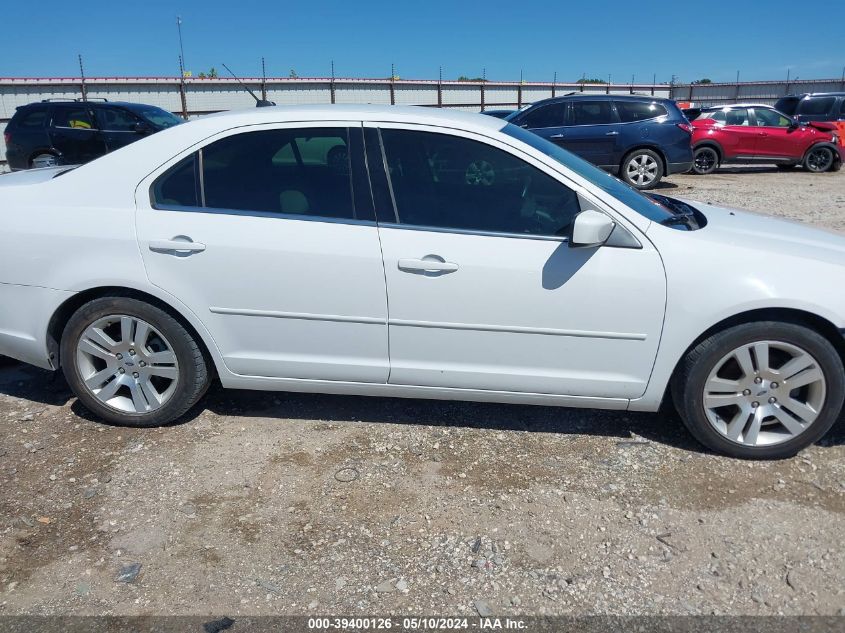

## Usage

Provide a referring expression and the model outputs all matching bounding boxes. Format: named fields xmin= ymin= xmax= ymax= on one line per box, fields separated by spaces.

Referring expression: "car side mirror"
xmin=134 ymin=121 xmax=152 ymax=135
xmin=788 ymin=119 xmax=800 ymax=130
xmin=569 ymin=209 xmax=616 ymax=248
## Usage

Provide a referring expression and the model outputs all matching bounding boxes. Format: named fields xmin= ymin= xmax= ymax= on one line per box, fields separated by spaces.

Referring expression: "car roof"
xmin=528 ymin=93 xmax=670 ymax=107
xmin=702 ymin=103 xmax=776 ymax=109
xmin=199 ymin=104 xmax=507 ymax=133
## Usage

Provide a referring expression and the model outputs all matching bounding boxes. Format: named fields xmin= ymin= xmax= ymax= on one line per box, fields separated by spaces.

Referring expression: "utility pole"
xmin=330 ymin=60 xmax=336 ymax=104
xmin=176 ymin=16 xmax=186 ymax=76
xmin=261 ymin=57 xmax=267 ymax=101
xmin=437 ymin=65 xmax=442 ymax=108
xmin=78 ymin=54 xmax=87 ymax=101
xmin=389 ymin=63 xmax=395 ymax=105
xmin=552 ymin=70 xmax=557 ymax=98
xmin=480 ymin=67 xmax=486 ymax=112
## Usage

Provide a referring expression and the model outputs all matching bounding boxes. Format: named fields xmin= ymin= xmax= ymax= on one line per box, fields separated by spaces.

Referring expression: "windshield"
xmin=130 ymin=106 xmax=182 ymax=129
xmin=500 ymin=123 xmax=679 ymax=226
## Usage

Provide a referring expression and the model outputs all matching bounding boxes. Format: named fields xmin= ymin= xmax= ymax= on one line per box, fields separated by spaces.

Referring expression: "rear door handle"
xmin=398 ymin=258 xmax=459 ymax=273
xmin=549 ymin=134 xmax=565 ymax=139
xmin=605 ymin=131 xmax=620 ymax=136
xmin=149 ymin=238 xmax=206 ymax=254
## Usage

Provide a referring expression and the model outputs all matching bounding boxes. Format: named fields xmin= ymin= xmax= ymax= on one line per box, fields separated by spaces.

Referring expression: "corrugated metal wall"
xmin=2 ymin=75 xmax=842 ymax=166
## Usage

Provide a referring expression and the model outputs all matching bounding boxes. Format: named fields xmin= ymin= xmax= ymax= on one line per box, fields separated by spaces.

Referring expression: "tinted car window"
xmin=97 ymin=108 xmax=140 ymax=131
xmin=130 ymin=106 xmax=182 ymax=128
xmin=521 ymin=103 xmax=568 ymax=129
xmin=570 ymin=101 xmax=614 ymax=125
xmin=152 ymin=154 xmax=200 ymax=207
xmin=380 ymin=129 xmax=581 ymax=237
xmin=14 ymin=108 xmax=49 ymax=128
xmin=840 ymin=99 xmax=845 ymax=115
xmin=723 ymin=108 xmax=750 ymax=126
xmin=154 ymin=128 xmax=356 ymax=219
xmin=798 ymin=97 xmax=835 ymax=116
xmin=615 ymin=101 xmax=667 ymax=122
xmin=774 ymin=96 xmax=800 ymax=116
xmin=52 ymin=107 xmax=96 ymax=129
xmin=753 ymin=108 xmax=792 ymax=127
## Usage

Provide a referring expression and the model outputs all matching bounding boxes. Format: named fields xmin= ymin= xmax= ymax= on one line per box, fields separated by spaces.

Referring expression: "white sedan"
xmin=0 ymin=105 xmax=843 ymax=459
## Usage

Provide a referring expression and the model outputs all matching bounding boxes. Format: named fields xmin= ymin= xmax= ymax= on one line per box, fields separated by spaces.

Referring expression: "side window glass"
xmin=53 ymin=107 xmax=96 ymax=129
xmin=380 ymin=129 xmax=581 ymax=238
xmin=152 ymin=154 xmax=199 ymax=208
xmin=522 ymin=103 xmax=567 ymax=129
xmin=839 ymin=99 xmax=845 ymax=115
xmin=798 ymin=97 xmax=835 ymax=116
xmin=724 ymin=108 xmax=750 ymax=126
xmin=753 ymin=108 xmax=791 ymax=127
xmin=615 ymin=101 xmax=667 ymax=122
xmin=17 ymin=109 xmax=49 ymax=128
xmin=570 ymin=101 xmax=614 ymax=125
xmin=98 ymin=108 xmax=140 ymax=131
xmin=186 ymin=128 xmax=354 ymax=219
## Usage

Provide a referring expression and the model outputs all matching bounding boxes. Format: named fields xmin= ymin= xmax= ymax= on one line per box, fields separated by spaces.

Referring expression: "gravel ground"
xmin=1 ymin=166 xmax=844 ymax=619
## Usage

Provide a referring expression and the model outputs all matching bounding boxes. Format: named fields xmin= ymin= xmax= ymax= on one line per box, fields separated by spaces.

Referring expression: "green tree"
xmin=691 ymin=78 xmax=712 ymax=85
xmin=457 ymin=75 xmax=486 ymax=82
xmin=289 ymin=69 xmax=299 ymax=78
xmin=576 ymin=77 xmax=607 ymax=84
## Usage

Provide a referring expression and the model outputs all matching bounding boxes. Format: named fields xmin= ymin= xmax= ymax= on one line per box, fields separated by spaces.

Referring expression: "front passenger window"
xmin=380 ymin=129 xmax=581 ymax=238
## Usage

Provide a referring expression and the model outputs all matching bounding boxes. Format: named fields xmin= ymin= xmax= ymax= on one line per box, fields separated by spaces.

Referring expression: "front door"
xmin=95 ymin=106 xmax=146 ymax=153
xmin=135 ymin=123 xmax=389 ymax=382
xmin=750 ymin=107 xmax=804 ymax=160
xmin=369 ymin=125 xmax=666 ymax=399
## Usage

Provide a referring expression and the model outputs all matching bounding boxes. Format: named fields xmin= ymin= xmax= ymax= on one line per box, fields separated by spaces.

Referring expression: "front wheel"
xmin=804 ymin=146 xmax=835 ymax=173
xmin=692 ymin=147 xmax=719 ymax=175
xmin=620 ymin=149 xmax=664 ymax=190
xmin=60 ymin=297 xmax=211 ymax=427
xmin=31 ymin=153 xmax=59 ymax=169
xmin=672 ymin=322 xmax=844 ymax=459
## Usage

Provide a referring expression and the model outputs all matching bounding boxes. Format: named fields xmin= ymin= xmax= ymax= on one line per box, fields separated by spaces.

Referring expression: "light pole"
xmin=176 ymin=16 xmax=186 ymax=76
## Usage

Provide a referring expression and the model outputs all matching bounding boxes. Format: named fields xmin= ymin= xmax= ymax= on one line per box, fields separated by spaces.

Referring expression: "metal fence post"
xmin=437 ymin=67 xmax=443 ymax=108
xmin=551 ymin=71 xmax=556 ymax=98
xmin=330 ymin=60 xmax=336 ymax=104
xmin=389 ymin=64 xmax=395 ymax=105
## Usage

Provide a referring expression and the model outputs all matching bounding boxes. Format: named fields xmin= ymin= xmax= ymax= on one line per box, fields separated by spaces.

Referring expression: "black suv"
xmin=505 ymin=94 xmax=693 ymax=189
xmin=3 ymin=100 xmax=182 ymax=170
xmin=774 ymin=92 xmax=845 ymax=123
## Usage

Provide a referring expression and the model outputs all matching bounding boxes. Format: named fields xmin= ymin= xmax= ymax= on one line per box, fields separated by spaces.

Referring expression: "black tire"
xmin=692 ymin=146 xmax=719 ymax=175
xmin=671 ymin=322 xmax=845 ymax=459
xmin=620 ymin=149 xmax=664 ymax=190
xmin=30 ymin=152 xmax=59 ymax=169
xmin=60 ymin=297 xmax=210 ymax=427
xmin=803 ymin=146 xmax=835 ymax=173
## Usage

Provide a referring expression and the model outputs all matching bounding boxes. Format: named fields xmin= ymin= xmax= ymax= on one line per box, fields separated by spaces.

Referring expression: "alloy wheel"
xmin=625 ymin=154 xmax=659 ymax=186
xmin=805 ymin=147 xmax=833 ymax=173
xmin=694 ymin=148 xmax=718 ymax=174
xmin=31 ymin=153 xmax=58 ymax=169
xmin=702 ymin=340 xmax=826 ymax=447
xmin=75 ymin=315 xmax=180 ymax=414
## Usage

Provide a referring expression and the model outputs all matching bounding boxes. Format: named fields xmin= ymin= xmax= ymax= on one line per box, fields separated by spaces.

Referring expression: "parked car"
xmin=3 ymin=99 xmax=182 ymax=170
xmin=505 ymin=94 xmax=693 ymax=190
xmin=1 ymin=104 xmax=844 ymax=459
xmin=480 ymin=109 xmax=517 ymax=119
xmin=775 ymin=92 xmax=845 ymax=148
xmin=690 ymin=104 xmax=842 ymax=174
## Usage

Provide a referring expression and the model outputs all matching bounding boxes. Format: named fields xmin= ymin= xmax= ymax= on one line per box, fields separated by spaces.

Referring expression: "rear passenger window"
xmin=570 ymin=101 xmax=614 ymax=125
xmin=151 ymin=128 xmax=356 ymax=220
xmin=14 ymin=108 xmax=49 ymax=128
xmin=615 ymin=101 xmax=667 ymax=122
xmin=798 ymin=97 xmax=835 ymax=116
xmin=52 ymin=107 xmax=96 ymax=129
xmin=152 ymin=155 xmax=199 ymax=207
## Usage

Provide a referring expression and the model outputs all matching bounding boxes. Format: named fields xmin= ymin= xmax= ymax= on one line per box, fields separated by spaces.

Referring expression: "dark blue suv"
xmin=506 ymin=95 xmax=693 ymax=189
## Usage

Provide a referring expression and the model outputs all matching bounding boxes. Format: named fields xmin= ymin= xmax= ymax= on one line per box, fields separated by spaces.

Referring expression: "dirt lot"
xmin=1 ymin=166 xmax=845 ymax=620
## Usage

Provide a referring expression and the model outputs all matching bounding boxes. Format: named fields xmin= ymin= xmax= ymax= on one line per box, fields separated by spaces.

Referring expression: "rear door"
xmin=48 ymin=104 xmax=106 ymax=164
xmin=750 ymin=107 xmax=802 ymax=160
xmin=135 ymin=123 xmax=390 ymax=382
xmin=711 ymin=107 xmax=757 ymax=158
xmin=557 ymin=100 xmax=620 ymax=169
xmin=94 ymin=106 xmax=146 ymax=153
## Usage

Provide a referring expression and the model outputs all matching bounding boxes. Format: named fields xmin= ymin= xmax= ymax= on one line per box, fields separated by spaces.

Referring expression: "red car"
xmin=690 ymin=104 xmax=842 ymax=174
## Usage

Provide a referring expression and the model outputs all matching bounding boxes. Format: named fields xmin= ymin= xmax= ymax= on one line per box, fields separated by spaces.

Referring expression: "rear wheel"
xmin=30 ymin=153 xmax=58 ymax=169
xmin=61 ymin=297 xmax=210 ymax=427
xmin=804 ymin=146 xmax=834 ymax=173
xmin=620 ymin=149 xmax=664 ymax=190
xmin=672 ymin=322 xmax=844 ymax=459
xmin=692 ymin=146 xmax=719 ymax=175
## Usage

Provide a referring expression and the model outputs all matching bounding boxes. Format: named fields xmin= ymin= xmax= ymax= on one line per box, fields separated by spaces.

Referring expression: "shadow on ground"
xmin=2 ymin=357 xmax=843 ymax=453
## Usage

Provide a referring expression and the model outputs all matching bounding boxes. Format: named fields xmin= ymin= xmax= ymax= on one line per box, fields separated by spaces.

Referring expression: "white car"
xmin=0 ymin=105 xmax=843 ymax=459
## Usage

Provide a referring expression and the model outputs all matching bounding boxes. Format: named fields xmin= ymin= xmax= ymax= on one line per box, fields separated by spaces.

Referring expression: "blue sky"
xmin=4 ymin=0 xmax=845 ymax=83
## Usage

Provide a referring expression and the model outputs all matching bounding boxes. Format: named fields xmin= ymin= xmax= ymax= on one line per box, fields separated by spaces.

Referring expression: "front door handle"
xmin=549 ymin=133 xmax=565 ymax=139
xmin=398 ymin=257 xmax=459 ymax=273
xmin=149 ymin=238 xmax=206 ymax=254
xmin=605 ymin=131 xmax=620 ymax=136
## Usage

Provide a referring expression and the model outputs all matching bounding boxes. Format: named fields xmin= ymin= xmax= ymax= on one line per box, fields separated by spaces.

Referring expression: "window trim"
xmin=148 ymin=123 xmax=372 ymax=223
